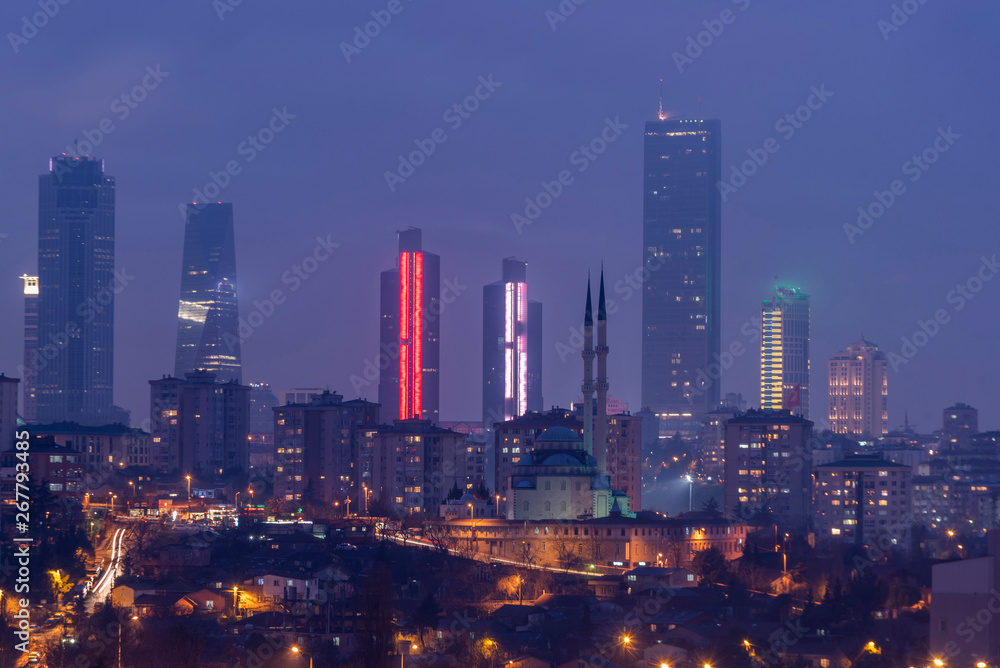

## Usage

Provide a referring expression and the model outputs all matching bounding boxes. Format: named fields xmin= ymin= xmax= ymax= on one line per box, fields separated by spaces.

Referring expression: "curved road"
xmin=86 ymin=527 xmax=126 ymax=612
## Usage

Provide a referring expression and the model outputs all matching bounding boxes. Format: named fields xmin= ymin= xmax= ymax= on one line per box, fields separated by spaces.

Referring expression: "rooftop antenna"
xmin=658 ymin=79 xmax=667 ymax=121
xmin=698 ymin=95 xmax=702 ymax=118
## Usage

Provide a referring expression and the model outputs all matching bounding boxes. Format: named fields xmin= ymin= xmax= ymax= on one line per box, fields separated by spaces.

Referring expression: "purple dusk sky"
xmin=1 ymin=1 xmax=998 ymax=431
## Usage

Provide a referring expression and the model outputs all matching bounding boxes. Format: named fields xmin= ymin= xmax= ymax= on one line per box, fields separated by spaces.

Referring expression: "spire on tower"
xmin=585 ymin=278 xmax=593 ymax=327
xmin=658 ymin=79 xmax=667 ymax=121
xmin=598 ymin=265 xmax=607 ymax=323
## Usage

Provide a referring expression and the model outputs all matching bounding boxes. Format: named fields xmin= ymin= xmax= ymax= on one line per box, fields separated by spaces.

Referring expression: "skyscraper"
xmin=20 ymin=274 xmax=39 ymax=421
xmin=482 ymin=258 xmax=542 ymax=426
xmin=37 ymin=156 xmax=115 ymax=425
xmin=760 ymin=286 xmax=810 ymax=418
xmin=378 ymin=228 xmax=440 ymax=423
xmin=641 ymin=117 xmax=722 ymax=437
xmin=828 ymin=338 xmax=888 ymax=439
xmin=174 ymin=203 xmax=242 ymax=383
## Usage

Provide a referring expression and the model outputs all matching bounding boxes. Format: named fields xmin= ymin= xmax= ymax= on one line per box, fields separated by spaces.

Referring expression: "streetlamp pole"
xmin=186 ymin=475 xmax=191 ymax=500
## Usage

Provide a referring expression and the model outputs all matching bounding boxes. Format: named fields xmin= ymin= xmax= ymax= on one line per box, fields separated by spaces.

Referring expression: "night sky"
xmin=2 ymin=1 xmax=998 ymax=431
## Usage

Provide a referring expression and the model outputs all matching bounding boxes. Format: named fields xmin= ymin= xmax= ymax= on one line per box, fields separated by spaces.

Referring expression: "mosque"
xmin=508 ymin=270 xmax=634 ymax=521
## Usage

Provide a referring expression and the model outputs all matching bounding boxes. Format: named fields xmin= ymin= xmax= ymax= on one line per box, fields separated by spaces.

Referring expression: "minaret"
xmin=595 ymin=268 xmax=609 ymax=477
xmin=582 ymin=278 xmax=595 ymax=456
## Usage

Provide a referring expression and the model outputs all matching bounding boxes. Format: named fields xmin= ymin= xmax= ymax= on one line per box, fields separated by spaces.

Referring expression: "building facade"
xmin=0 ymin=375 xmax=19 ymax=452
xmin=760 ymin=287 xmax=810 ymax=418
xmin=723 ymin=409 xmax=813 ymax=528
xmin=174 ymin=203 xmax=242 ymax=383
xmin=482 ymin=257 xmax=542 ymax=427
xmin=431 ymin=514 xmax=746 ymax=572
xmin=641 ymin=117 xmax=722 ymax=438
xmin=37 ymin=156 xmax=116 ymax=425
xmin=813 ymin=455 xmax=911 ymax=549
xmin=370 ymin=419 xmax=465 ymax=516
xmin=700 ymin=406 xmax=740 ymax=482
xmin=149 ymin=371 xmax=249 ymax=476
xmin=20 ymin=274 xmax=39 ymax=421
xmin=378 ymin=227 xmax=441 ymax=423
xmin=32 ymin=422 xmax=150 ymax=475
xmin=827 ymin=338 xmax=888 ymax=439
xmin=1 ymin=438 xmax=84 ymax=500
xmin=272 ymin=391 xmax=379 ymax=505
xmin=248 ymin=382 xmax=278 ymax=469
xmin=942 ymin=402 xmax=978 ymax=451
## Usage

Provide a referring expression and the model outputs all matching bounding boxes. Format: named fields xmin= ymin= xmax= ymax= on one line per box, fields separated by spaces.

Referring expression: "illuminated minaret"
xmin=581 ymin=279 xmax=595 ymax=456
xmin=595 ymin=268 xmax=609 ymax=477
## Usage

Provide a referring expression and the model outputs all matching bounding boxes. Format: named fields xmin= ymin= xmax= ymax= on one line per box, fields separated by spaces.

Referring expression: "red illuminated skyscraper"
xmin=378 ymin=228 xmax=440 ymax=423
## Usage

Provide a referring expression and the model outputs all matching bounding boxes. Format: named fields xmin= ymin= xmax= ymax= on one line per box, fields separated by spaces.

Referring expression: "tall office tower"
xmin=148 ymin=371 xmax=249 ymax=476
xmin=641 ymin=116 xmax=722 ymax=439
xmin=760 ymin=286 xmax=811 ymax=418
xmin=37 ymin=156 xmax=115 ymax=425
xmin=723 ymin=409 xmax=813 ymax=528
xmin=378 ymin=228 xmax=440 ymax=423
xmin=20 ymin=275 xmax=39 ymax=421
xmin=0 ymin=375 xmax=19 ymax=450
xmin=828 ymin=338 xmax=888 ymax=439
xmin=482 ymin=258 xmax=543 ymax=426
xmin=273 ymin=391 xmax=379 ymax=504
xmin=941 ymin=402 xmax=978 ymax=451
xmin=174 ymin=203 xmax=242 ymax=383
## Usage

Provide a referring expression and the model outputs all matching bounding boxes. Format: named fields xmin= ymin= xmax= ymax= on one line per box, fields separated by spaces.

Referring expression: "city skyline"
xmin=1 ymin=2 xmax=997 ymax=431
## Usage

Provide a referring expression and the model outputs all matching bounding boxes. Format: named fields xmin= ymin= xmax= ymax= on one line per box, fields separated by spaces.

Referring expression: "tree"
xmin=691 ymin=546 xmax=728 ymax=585
xmin=446 ymin=483 xmax=462 ymax=501
xmin=701 ymin=497 xmax=721 ymax=516
xmin=413 ymin=593 xmax=441 ymax=648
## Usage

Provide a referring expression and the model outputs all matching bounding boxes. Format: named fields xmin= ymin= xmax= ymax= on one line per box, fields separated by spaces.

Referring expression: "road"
xmin=86 ymin=527 xmax=126 ymax=612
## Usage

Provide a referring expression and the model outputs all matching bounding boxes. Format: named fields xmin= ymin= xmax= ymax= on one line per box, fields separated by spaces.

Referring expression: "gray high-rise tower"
xmin=641 ymin=115 xmax=722 ymax=437
xmin=37 ymin=156 xmax=116 ymax=425
xmin=482 ymin=258 xmax=542 ymax=426
xmin=174 ymin=203 xmax=242 ymax=383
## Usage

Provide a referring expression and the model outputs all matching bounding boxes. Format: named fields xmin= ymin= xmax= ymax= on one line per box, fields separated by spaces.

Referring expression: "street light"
xmin=495 ymin=494 xmax=500 ymax=517
xmin=128 ymin=481 xmax=134 ymax=498
xmin=291 ymin=646 xmax=313 ymax=668
xmin=685 ymin=475 xmax=693 ymax=512
xmin=186 ymin=475 xmax=191 ymax=500
xmin=468 ymin=502 xmax=474 ymax=521
xmin=235 ymin=491 xmax=240 ymax=512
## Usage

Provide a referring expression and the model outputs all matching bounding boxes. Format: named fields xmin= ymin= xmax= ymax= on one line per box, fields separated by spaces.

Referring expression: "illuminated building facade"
xmin=378 ymin=228 xmax=440 ymax=423
xmin=813 ymin=455 xmax=911 ymax=549
xmin=483 ymin=257 xmax=542 ymax=431
xmin=149 ymin=371 xmax=249 ymax=475
xmin=641 ymin=118 xmax=722 ymax=438
xmin=20 ymin=275 xmax=39 ymax=421
xmin=370 ymin=419 xmax=464 ymax=515
xmin=760 ymin=286 xmax=810 ymax=418
xmin=273 ymin=391 xmax=379 ymax=504
xmin=942 ymin=402 xmax=978 ymax=451
xmin=37 ymin=156 xmax=116 ymax=425
xmin=723 ymin=409 xmax=813 ymax=528
xmin=174 ymin=203 xmax=242 ymax=383
xmin=828 ymin=338 xmax=887 ymax=439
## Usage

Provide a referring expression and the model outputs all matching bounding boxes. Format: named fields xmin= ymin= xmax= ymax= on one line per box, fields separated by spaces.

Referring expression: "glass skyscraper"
xmin=482 ymin=257 xmax=542 ymax=427
xmin=641 ymin=118 xmax=722 ymax=435
xmin=760 ymin=286 xmax=810 ymax=418
xmin=174 ymin=203 xmax=242 ymax=383
xmin=378 ymin=227 xmax=440 ymax=423
xmin=37 ymin=156 xmax=116 ymax=425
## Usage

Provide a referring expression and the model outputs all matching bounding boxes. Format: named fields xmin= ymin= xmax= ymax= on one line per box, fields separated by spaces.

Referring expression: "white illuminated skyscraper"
xmin=828 ymin=338 xmax=888 ymax=439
